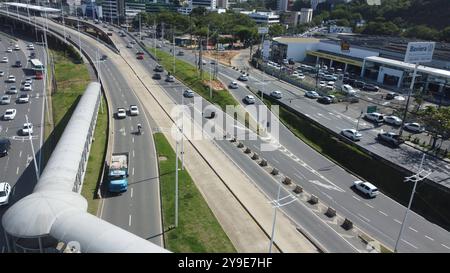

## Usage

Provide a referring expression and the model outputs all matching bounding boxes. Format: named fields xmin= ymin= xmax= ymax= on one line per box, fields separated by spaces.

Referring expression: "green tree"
xmin=440 ymin=26 xmax=450 ymax=42
xmin=417 ymin=106 xmax=450 ymax=149
xmin=405 ymin=25 xmax=439 ymax=40
xmin=269 ymin=24 xmax=285 ymax=37
xmin=292 ymin=0 xmax=310 ymax=11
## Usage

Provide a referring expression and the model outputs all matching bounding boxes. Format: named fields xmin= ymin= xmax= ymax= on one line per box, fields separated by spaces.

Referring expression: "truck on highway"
xmin=108 ymin=153 xmax=129 ymax=193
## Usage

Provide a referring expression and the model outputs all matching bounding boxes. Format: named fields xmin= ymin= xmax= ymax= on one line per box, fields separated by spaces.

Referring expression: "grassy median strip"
xmin=154 ymin=132 xmax=236 ymax=253
xmin=150 ymin=47 xmax=238 ymax=109
xmin=42 ymin=50 xmax=104 ymax=214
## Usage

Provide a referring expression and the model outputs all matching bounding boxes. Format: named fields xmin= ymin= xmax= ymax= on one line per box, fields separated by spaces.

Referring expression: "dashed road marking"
xmin=16 ymin=167 xmax=19 ymax=175
xmin=132 ymin=167 xmax=135 ymax=176
xmin=132 ymin=150 xmax=135 ymax=157
xmin=424 ymin=235 xmax=434 ymax=241
xmin=132 ymin=137 xmax=134 ymax=143
xmin=19 ymin=150 xmax=22 ymax=157
xmin=352 ymin=195 xmax=361 ymax=201
xmin=401 ymin=239 xmax=418 ymax=249
xmin=357 ymin=213 xmax=371 ymax=223
xmin=378 ymin=210 xmax=388 ymax=216
xmin=442 ymin=244 xmax=450 ymax=250
xmin=365 ymin=203 xmax=374 ymax=208
xmin=129 ymin=214 xmax=132 ymax=226
xmin=408 ymin=227 xmax=418 ymax=233
xmin=394 ymin=219 xmax=402 ymax=224
xmin=130 ymin=188 xmax=133 ymax=199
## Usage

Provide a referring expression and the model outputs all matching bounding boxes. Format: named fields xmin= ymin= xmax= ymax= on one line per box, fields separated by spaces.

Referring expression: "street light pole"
xmin=398 ymin=63 xmax=419 ymax=137
xmin=175 ymin=136 xmax=179 ymax=228
xmin=25 ymin=115 xmax=39 ymax=180
xmin=356 ymin=110 xmax=363 ymax=131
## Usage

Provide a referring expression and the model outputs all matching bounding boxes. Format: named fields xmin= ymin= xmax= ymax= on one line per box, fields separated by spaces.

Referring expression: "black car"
xmin=153 ymin=73 xmax=162 ymax=80
xmin=30 ymin=52 xmax=36 ymax=58
xmin=363 ymin=84 xmax=379 ymax=92
xmin=385 ymin=92 xmax=397 ymax=100
xmin=352 ymin=80 xmax=365 ymax=88
xmin=0 ymin=137 xmax=11 ymax=157
xmin=15 ymin=60 xmax=22 ymax=67
xmin=317 ymin=96 xmax=332 ymax=104
xmin=154 ymin=65 xmax=164 ymax=72
xmin=100 ymin=55 xmax=108 ymax=61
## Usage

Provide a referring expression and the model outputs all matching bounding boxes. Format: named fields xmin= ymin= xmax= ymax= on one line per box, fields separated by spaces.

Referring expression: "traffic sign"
xmin=258 ymin=27 xmax=268 ymax=34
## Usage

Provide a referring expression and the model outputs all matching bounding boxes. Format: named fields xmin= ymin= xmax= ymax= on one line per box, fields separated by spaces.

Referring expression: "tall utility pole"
xmin=109 ymin=0 xmax=112 ymax=25
xmin=61 ymin=1 xmax=66 ymax=42
xmin=25 ymin=115 xmax=39 ymax=180
xmin=175 ymin=132 xmax=179 ymax=228
xmin=398 ymin=63 xmax=419 ymax=137
xmin=153 ymin=19 xmax=157 ymax=56
xmin=207 ymin=25 xmax=212 ymax=99
xmin=172 ymin=26 xmax=175 ymax=74
xmin=139 ymin=13 xmax=142 ymax=41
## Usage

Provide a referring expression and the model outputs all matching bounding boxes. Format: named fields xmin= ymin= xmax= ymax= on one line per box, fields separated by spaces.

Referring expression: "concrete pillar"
xmin=330 ymin=59 xmax=333 ymax=68
xmin=4 ymin=231 xmax=11 ymax=253
xmin=315 ymin=56 xmax=319 ymax=65
xmin=397 ymin=73 xmax=403 ymax=88
xmin=344 ymin=63 xmax=348 ymax=73
xmin=360 ymin=59 xmax=366 ymax=78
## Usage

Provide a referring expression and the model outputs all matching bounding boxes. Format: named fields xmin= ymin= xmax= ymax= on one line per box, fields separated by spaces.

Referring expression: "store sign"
xmin=258 ymin=27 xmax=268 ymax=34
xmin=404 ymin=42 xmax=435 ymax=63
xmin=262 ymin=40 xmax=270 ymax=60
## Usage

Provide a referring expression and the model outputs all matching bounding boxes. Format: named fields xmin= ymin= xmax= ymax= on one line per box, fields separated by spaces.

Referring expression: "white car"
xmin=21 ymin=123 xmax=34 ymax=135
xmin=3 ymin=109 xmax=16 ymax=120
xmin=238 ymin=74 xmax=248 ymax=81
xmin=14 ymin=44 xmax=20 ymax=50
xmin=341 ymin=129 xmax=362 ymax=141
xmin=7 ymin=86 xmax=17 ymax=94
xmin=244 ymin=95 xmax=255 ymax=104
xmin=295 ymin=73 xmax=305 ymax=80
xmin=0 ymin=182 xmax=11 ymax=206
xmin=18 ymin=94 xmax=30 ymax=103
xmin=1 ymin=57 xmax=8 ymax=63
xmin=27 ymin=44 xmax=34 ymax=50
xmin=126 ymin=43 xmax=133 ymax=48
xmin=7 ymin=75 xmax=16 ymax=83
xmin=364 ymin=112 xmax=384 ymax=123
xmin=116 ymin=108 xmax=126 ymax=119
xmin=403 ymin=122 xmax=424 ymax=133
xmin=319 ymin=81 xmax=326 ymax=87
xmin=183 ymin=89 xmax=194 ymax=98
xmin=305 ymin=90 xmax=320 ymax=99
xmin=24 ymin=78 xmax=33 ymax=85
xmin=165 ymin=75 xmax=175 ymax=82
xmin=384 ymin=115 xmax=402 ymax=126
xmin=129 ymin=105 xmax=139 ymax=116
xmin=23 ymin=83 xmax=32 ymax=91
xmin=353 ymin=180 xmax=379 ymax=198
xmin=270 ymin=90 xmax=282 ymax=99
xmin=0 ymin=71 xmax=4 ymax=76
xmin=229 ymin=81 xmax=238 ymax=89
xmin=6 ymin=48 xmax=12 ymax=53
xmin=0 ymin=95 xmax=11 ymax=105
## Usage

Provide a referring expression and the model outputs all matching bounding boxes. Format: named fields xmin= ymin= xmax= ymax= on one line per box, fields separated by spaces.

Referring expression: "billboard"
xmin=262 ymin=40 xmax=270 ymax=60
xmin=258 ymin=27 xmax=268 ymax=34
xmin=404 ymin=42 xmax=435 ymax=63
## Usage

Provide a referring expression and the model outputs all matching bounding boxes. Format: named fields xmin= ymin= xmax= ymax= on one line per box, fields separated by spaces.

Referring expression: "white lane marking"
xmin=352 ymin=195 xmax=361 ymax=201
xmin=365 ymin=203 xmax=374 ymax=208
xmin=408 ymin=227 xmax=418 ymax=233
xmin=378 ymin=210 xmax=388 ymax=216
xmin=16 ymin=167 xmax=19 ymax=175
xmin=295 ymin=171 xmax=306 ymax=179
xmin=132 ymin=167 xmax=135 ymax=176
xmin=272 ymin=158 xmax=280 ymax=164
xmin=132 ymin=150 xmax=135 ymax=157
xmin=424 ymin=235 xmax=434 ymax=241
xmin=5 ymin=127 xmax=8 ymax=133
xmin=19 ymin=150 xmax=22 ymax=158
xmin=357 ymin=213 xmax=371 ymax=223
xmin=442 ymin=244 xmax=450 ymax=250
xmin=28 ymin=108 xmax=30 ymax=112
xmin=130 ymin=188 xmax=133 ymax=199
xmin=129 ymin=214 xmax=132 ymax=226
xmin=401 ymin=239 xmax=418 ymax=249
xmin=394 ymin=219 xmax=402 ymax=224
xmin=132 ymin=137 xmax=134 ymax=143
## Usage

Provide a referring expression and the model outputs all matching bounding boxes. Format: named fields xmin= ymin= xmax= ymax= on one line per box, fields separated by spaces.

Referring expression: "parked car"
xmin=3 ymin=109 xmax=16 ymax=120
xmin=183 ymin=89 xmax=194 ymax=98
xmin=377 ymin=132 xmax=404 ymax=147
xmin=229 ymin=81 xmax=238 ymax=89
xmin=319 ymin=81 xmax=326 ymax=88
xmin=129 ymin=105 xmax=139 ymax=116
xmin=270 ymin=90 xmax=282 ymax=99
xmin=385 ymin=92 xmax=397 ymax=100
xmin=305 ymin=90 xmax=320 ymax=99
xmin=403 ymin=122 xmax=424 ymax=133
xmin=0 ymin=95 xmax=11 ymax=105
xmin=116 ymin=108 xmax=126 ymax=119
xmin=153 ymin=73 xmax=162 ymax=80
xmin=341 ymin=84 xmax=356 ymax=95
xmin=363 ymin=84 xmax=379 ymax=92
xmin=352 ymin=80 xmax=365 ymax=88
xmin=353 ymin=180 xmax=379 ymax=198
xmin=317 ymin=96 xmax=333 ymax=104
xmin=384 ymin=115 xmax=402 ymax=126
xmin=0 ymin=182 xmax=11 ymax=206
xmin=364 ymin=112 xmax=384 ymax=123
xmin=341 ymin=129 xmax=362 ymax=141
xmin=0 ymin=71 xmax=4 ymax=76
xmin=21 ymin=123 xmax=34 ymax=135
xmin=243 ymin=95 xmax=255 ymax=104
xmin=0 ymin=138 xmax=11 ymax=157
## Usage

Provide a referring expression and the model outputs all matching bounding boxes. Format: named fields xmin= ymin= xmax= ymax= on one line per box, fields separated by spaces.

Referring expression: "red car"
xmin=35 ymin=72 xmax=43 ymax=80
xmin=137 ymin=55 xmax=144 ymax=60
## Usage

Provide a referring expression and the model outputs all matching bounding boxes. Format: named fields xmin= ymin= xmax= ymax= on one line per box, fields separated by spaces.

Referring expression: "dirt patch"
xmin=159 ymin=156 xmax=167 ymax=161
xmin=203 ymin=50 xmax=240 ymax=66
xmin=203 ymin=80 xmax=226 ymax=91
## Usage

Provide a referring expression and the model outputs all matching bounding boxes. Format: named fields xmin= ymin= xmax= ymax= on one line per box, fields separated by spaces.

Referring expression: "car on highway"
xmin=23 ymin=78 xmax=33 ymax=85
xmin=403 ymin=122 xmax=424 ymax=133
xmin=14 ymin=44 xmax=20 ymax=50
xmin=3 ymin=109 xmax=16 ymax=120
xmin=126 ymin=43 xmax=133 ymax=48
xmin=1 ymin=57 xmax=8 ymax=63
xmin=305 ymin=90 xmax=320 ymax=99
xmin=377 ymin=132 xmax=405 ymax=147
xmin=0 ymin=71 xmax=4 ymax=76
xmin=15 ymin=60 xmax=22 ymax=67
xmin=0 ymin=138 xmax=11 ymax=157
xmin=6 ymin=48 xmax=12 ymax=53
xmin=129 ymin=105 xmax=139 ymax=116
xmin=137 ymin=54 xmax=144 ymax=60
xmin=317 ymin=96 xmax=333 ymax=104
xmin=165 ymin=75 xmax=175 ymax=82
xmin=27 ymin=44 xmax=35 ymax=50
xmin=238 ymin=74 xmax=248 ymax=81
xmin=243 ymin=95 xmax=255 ymax=104
xmin=183 ymin=89 xmax=194 ymax=98
xmin=18 ymin=94 xmax=30 ymax=103
xmin=363 ymin=83 xmax=379 ymax=92
xmin=201 ymin=60 xmax=207 ymax=65
xmin=154 ymin=65 xmax=164 ymax=72
xmin=7 ymin=86 xmax=17 ymax=94
xmin=153 ymin=73 xmax=162 ymax=80
xmin=384 ymin=115 xmax=402 ymax=126
xmin=270 ymin=90 xmax=282 ymax=99
xmin=100 ymin=55 xmax=108 ymax=61
xmin=156 ymin=44 xmax=162 ymax=48
xmin=177 ymin=51 xmax=184 ymax=56
xmin=353 ymin=180 xmax=379 ymax=198
xmin=116 ymin=108 xmax=126 ymax=119
xmin=341 ymin=129 xmax=362 ymax=141
xmin=130 ymin=40 xmax=136 ymax=45
xmin=0 ymin=182 xmax=11 ymax=206
xmin=30 ymin=52 xmax=36 ymax=58
xmin=229 ymin=81 xmax=238 ymax=89
xmin=21 ymin=123 xmax=34 ymax=135
xmin=1 ymin=95 xmax=11 ymax=105
xmin=7 ymin=75 xmax=16 ymax=83
xmin=364 ymin=112 xmax=384 ymax=124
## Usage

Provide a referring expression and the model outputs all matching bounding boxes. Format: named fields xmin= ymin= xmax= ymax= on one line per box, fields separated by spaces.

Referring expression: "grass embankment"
xmin=43 ymin=50 xmax=106 ymax=214
xmin=154 ymin=133 xmax=236 ymax=253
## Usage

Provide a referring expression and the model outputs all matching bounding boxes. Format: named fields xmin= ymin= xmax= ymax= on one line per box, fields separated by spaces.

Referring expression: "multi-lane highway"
xmin=0 ymin=32 xmax=45 ymax=251
xmin=140 ymin=38 xmax=450 ymax=252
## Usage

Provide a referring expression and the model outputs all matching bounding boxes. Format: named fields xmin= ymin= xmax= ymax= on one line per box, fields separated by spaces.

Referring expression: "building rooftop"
xmin=273 ymin=37 xmax=321 ymax=44
xmin=4 ymin=2 xmax=60 ymax=13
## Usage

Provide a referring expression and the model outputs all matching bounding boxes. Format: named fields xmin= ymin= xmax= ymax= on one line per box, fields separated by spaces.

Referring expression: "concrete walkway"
xmin=108 ymin=35 xmax=318 ymax=253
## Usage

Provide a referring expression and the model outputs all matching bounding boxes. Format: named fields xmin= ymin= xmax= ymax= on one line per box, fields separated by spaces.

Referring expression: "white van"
xmin=341 ymin=84 xmax=356 ymax=95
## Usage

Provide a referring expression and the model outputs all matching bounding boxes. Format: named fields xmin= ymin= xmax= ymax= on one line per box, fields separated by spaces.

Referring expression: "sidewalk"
xmin=110 ymin=35 xmax=318 ymax=253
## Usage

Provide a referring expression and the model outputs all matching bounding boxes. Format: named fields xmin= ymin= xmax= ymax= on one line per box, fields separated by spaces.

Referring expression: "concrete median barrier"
xmin=325 ymin=207 xmax=336 ymax=218
xmin=271 ymin=168 xmax=279 ymax=175
xmin=282 ymin=177 xmax=292 ymax=185
xmin=260 ymin=159 xmax=268 ymax=166
xmin=308 ymin=195 xmax=319 ymax=205
xmin=244 ymin=147 xmax=251 ymax=154
xmin=237 ymin=142 xmax=244 ymax=148
xmin=293 ymin=185 xmax=303 ymax=194
xmin=251 ymin=153 xmax=259 ymax=160
xmin=342 ymin=218 xmax=353 ymax=230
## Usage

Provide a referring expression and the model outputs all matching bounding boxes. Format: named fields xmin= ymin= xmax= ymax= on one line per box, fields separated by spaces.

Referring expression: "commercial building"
xmin=217 ymin=0 xmax=228 ymax=9
xmin=189 ymin=0 xmax=216 ymax=9
xmin=299 ymin=8 xmax=313 ymax=24
xmin=240 ymin=11 xmax=280 ymax=25
xmin=277 ymin=0 xmax=293 ymax=12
